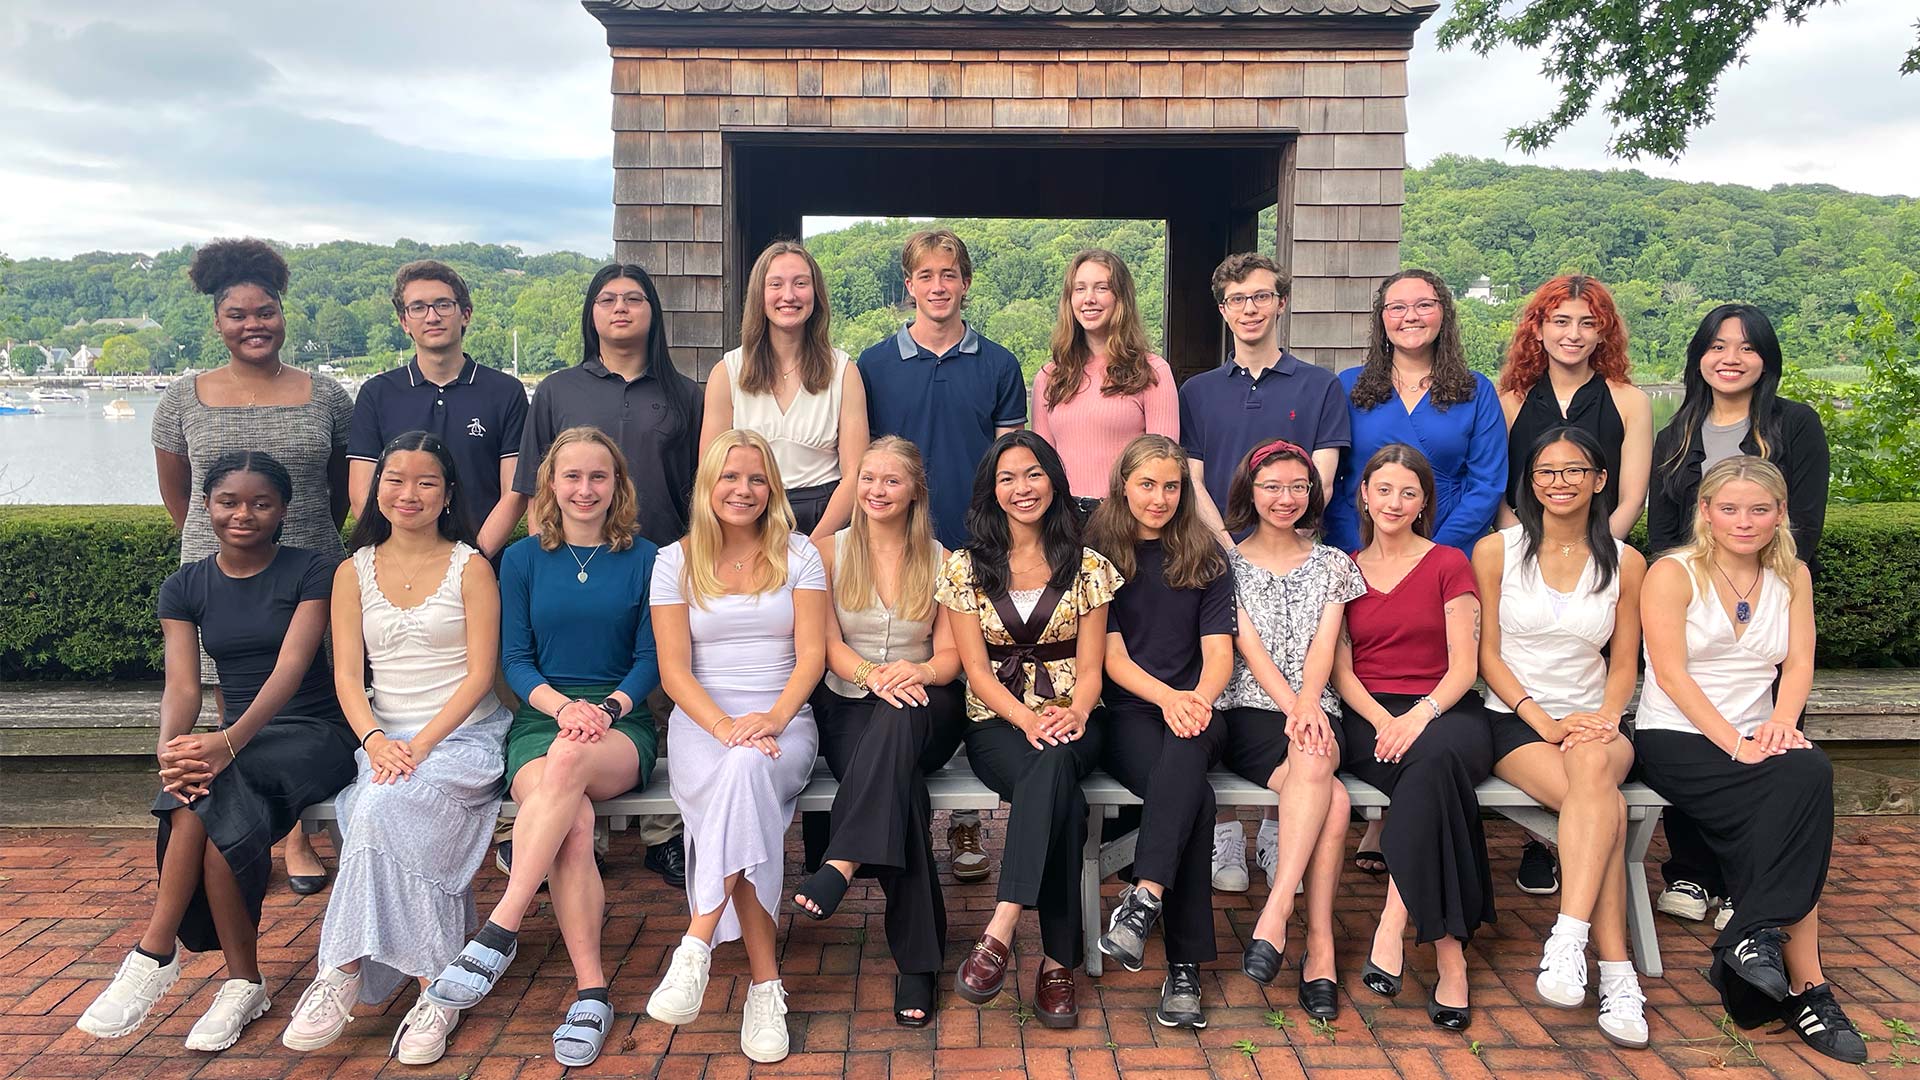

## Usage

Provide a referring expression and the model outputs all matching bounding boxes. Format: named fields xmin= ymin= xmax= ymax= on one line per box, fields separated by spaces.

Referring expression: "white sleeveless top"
xmin=824 ymin=529 xmax=940 ymax=698
xmin=1636 ymin=554 xmax=1791 ymax=738
xmin=723 ymin=347 xmax=850 ymax=490
xmin=1487 ymin=526 xmax=1623 ymax=717
xmin=353 ymin=542 xmax=502 ymax=739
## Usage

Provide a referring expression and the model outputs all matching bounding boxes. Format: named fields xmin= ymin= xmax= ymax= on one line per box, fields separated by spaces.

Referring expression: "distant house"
xmin=46 ymin=347 xmax=73 ymax=370
xmin=63 ymin=315 xmax=162 ymax=332
xmin=1464 ymin=275 xmax=1498 ymax=303
xmin=69 ymin=345 xmax=100 ymax=374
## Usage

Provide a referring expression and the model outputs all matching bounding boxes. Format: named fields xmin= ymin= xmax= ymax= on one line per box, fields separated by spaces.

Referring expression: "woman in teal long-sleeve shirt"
xmin=1324 ymin=270 xmax=1508 ymax=557
xmin=425 ymin=427 xmax=658 ymax=1069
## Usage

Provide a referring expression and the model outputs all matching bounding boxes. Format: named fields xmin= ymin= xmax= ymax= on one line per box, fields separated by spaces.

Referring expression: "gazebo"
xmin=582 ymin=0 xmax=1435 ymax=378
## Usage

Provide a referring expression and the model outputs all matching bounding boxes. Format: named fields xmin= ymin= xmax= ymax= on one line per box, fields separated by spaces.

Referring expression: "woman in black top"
xmin=1083 ymin=434 xmax=1235 ymax=1030
xmin=76 ymin=452 xmax=356 ymax=1052
xmin=1646 ymin=304 xmax=1830 ymax=928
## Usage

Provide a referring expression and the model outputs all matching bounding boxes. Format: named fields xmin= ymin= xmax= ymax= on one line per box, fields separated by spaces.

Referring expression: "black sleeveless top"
xmin=1503 ymin=374 xmax=1625 ymax=511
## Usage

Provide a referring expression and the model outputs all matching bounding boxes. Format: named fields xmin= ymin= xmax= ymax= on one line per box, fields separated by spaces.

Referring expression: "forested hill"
xmin=2 ymin=156 xmax=1913 ymax=383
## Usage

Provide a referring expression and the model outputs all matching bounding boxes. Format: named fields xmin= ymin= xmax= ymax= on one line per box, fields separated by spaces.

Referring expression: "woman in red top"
xmin=1332 ymin=443 xmax=1494 ymax=1031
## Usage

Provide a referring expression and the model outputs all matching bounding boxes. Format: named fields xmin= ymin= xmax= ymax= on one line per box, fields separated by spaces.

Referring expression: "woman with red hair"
xmin=1496 ymin=276 xmax=1652 ymax=542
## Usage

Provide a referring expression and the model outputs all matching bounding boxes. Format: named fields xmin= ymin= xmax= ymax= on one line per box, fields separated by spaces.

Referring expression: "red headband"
xmin=1250 ymin=438 xmax=1308 ymax=470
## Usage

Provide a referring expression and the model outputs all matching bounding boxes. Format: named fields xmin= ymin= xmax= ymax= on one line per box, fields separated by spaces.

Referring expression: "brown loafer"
xmin=1034 ymin=965 xmax=1079 ymax=1028
xmin=955 ymin=933 xmax=1013 ymax=1004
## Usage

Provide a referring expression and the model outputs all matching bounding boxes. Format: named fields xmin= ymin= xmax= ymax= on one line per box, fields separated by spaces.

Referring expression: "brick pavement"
xmin=2 ymin=815 xmax=1917 ymax=1079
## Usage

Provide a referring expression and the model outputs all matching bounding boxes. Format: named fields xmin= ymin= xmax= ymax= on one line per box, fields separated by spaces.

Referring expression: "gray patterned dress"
xmin=1219 ymin=544 xmax=1367 ymax=716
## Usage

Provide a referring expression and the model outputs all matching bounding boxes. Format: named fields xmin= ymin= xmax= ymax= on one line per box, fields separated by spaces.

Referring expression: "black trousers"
xmin=811 ymin=683 xmax=969 ymax=975
xmin=964 ymin=716 xmax=1106 ymax=967
xmin=1340 ymin=692 xmax=1496 ymax=944
xmin=1661 ymin=679 xmax=1806 ymax=897
xmin=1100 ymin=700 xmax=1227 ymax=965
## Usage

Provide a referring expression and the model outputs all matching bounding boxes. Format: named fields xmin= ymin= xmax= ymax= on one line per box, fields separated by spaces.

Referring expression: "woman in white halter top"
xmin=1472 ymin=426 xmax=1648 ymax=1048
xmin=1636 ymin=456 xmax=1864 ymax=1065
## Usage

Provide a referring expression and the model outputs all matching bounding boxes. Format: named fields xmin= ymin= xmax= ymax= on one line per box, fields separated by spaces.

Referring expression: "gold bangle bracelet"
xmin=221 ymin=727 xmax=236 ymax=759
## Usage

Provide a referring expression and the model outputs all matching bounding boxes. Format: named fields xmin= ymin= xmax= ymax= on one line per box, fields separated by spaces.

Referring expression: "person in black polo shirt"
xmin=348 ymin=261 xmax=528 ymax=559
xmin=516 ymin=263 xmax=704 ymax=888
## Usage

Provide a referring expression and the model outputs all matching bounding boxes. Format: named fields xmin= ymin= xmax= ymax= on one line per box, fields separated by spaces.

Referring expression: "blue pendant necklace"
xmin=1714 ymin=560 xmax=1757 ymax=624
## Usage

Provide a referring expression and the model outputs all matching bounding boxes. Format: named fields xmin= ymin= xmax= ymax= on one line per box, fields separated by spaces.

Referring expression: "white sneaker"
xmin=1714 ymin=902 xmax=1735 ymax=932
xmin=76 ymin=947 xmax=181 ymax=1038
xmin=392 ymin=995 xmax=460 ymax=1065
xmin=740 ymin=979 xmax=790 ymax=1063
xmin=1535 ymin=932 xmax=1588 ymax=1008
xmin=1655 ymin=881 xmax=1710 ymax=921
xmin=1210 ymin=821 xmax=1249 ymax=893
xmin=1255 ymin=819 xmax=1279 ymax=890
xmin=1597 ymin=976 xmax=1650 ymax=1049
xmin=184 ymin=979 xmax=269 ymax=1052
xmin=281 ymin=967 xmax=360 ymax=1051
xmin=645 ymin=940 xmax=711 ymax=1025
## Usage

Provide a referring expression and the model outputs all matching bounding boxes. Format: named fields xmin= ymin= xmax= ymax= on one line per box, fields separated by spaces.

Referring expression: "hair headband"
xmin=1250 ymin=439 xmax=1308 ymax=471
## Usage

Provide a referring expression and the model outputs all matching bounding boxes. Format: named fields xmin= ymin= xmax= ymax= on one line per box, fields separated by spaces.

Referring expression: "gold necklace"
xmin=380 ymin=547 xmax=439 ymax=592
xmin=234 ymin=361 xmax=284 ymax=406
xmin=1554 ymin=537 xmax=1587 ymax=558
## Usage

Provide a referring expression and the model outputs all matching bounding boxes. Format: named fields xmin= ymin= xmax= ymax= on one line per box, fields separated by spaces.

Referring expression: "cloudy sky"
xmin=2 ymin=0 xmax=1915 ymax=259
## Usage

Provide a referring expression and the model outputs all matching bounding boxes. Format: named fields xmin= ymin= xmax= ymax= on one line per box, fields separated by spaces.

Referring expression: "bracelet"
xmin=853 ymin=660 xmax=878 ymax=687
xmin=1731 ymin=734 xmax=1754 ymax=761
xmin=712 ymin=714 xmax=734 ymax=736
xmin=1513 ymin=694 xmax=1535 ymax=713
xmin=1419 ymin=696 xmax=1442 ymax=721
xmin=220 ymin=727 xmax=236 ymax=760
xmin=920 ymin=661 xmax=938 ymax=683
xmin=360 ymin=727 xmax=385 ymax=747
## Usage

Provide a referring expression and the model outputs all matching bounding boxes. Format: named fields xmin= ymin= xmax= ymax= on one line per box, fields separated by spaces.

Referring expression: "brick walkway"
xmin=2 ymin=816 xmax=1917 ymax=1079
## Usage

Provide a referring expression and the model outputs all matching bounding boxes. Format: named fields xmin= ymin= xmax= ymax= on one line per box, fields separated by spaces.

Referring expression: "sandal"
xmin=1352 ymin=850 xmax=1387 ymax=877
xmin=792 ymin=864 xmax=852 ymax=921
xmin=894 ymin=972 xmax=936 ymax=1028
xmin=423 ymin=937 xmax=517 ymax=1010
xmin=552 ymin=998 xmax=613 ymax=1067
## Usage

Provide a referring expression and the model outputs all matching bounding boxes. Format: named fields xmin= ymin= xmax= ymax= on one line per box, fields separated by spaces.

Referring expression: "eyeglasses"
xmin=1254 ymin=481 xmax=1314 ymax=497
xmin=1532 ymin=466 xmax=1593 ymax=486
xmin=402 ymin=299 xmax=461 ymax=319
xmin=593 ymin=292 xmax=650 ymax=309
xmin=1382 ymin=299 xmax=1442 ymax=319
xmin=1221 ymin=291 xmax=1279 ymax=311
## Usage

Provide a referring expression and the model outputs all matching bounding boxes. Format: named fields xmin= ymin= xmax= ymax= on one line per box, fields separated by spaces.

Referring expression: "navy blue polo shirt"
xmin=1178 ymin=350 xmax=1350 ymax=514
xmin=858 ymin=322 xmax=1026 ymax=549
xmin=347 ymin=355 xmax=528 ymax=520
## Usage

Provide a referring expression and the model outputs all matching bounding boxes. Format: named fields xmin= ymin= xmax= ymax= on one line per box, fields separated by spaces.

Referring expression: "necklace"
xmin=1554 ymin=537 xmax=1587 ymax=558
xmin=381 ymin=547 xmax=439 ymax=592
xmin=1010 ymin=555 xmax=1048 ymax=576
xmin=1714 ymin=560 xmax=1760 ymax=623
xmin=1391 ymin=368 xmax=1432 ymax=394
xmin=566 ymin=542 xmax=604 ymax=584
xmin=233 ymin=361 xmax=284 ymax=406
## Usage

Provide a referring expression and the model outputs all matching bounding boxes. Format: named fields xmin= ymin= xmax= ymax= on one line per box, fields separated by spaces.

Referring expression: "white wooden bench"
xmin=301 ymin=758 xmax=1667 ymax=978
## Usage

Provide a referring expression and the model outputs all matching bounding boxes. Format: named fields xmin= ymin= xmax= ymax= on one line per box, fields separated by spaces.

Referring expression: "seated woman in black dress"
xmin=77 ymin=452 xmax=356 ymax=1052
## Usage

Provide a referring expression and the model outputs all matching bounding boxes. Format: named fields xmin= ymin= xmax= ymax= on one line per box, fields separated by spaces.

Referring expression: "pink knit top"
xmin=1031 ymin=353 xmax=1180 ymax=498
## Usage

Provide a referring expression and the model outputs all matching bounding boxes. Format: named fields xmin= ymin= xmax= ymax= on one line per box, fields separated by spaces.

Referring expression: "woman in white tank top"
xmin=1472 ymin=426 xmax=1647 ymax=1048
xmin=1636 ymin=456 xmax=1864 ymax=1065
xmin=700 ymin=241 xmax=869 ymax=542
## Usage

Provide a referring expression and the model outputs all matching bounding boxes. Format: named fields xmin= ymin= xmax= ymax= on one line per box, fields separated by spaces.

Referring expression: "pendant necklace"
xmin=567 ymin=543 xmax=603 ymax=584
xmin=1556 ymin=538 xmax=1586 ymax=558
xmin=1714 ymin=560 xmax=1758 ymax=624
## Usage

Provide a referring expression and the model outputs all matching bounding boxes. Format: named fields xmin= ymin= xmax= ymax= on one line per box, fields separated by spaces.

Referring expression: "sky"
xmin=1 ymin=0 xmax=1916 ymax=260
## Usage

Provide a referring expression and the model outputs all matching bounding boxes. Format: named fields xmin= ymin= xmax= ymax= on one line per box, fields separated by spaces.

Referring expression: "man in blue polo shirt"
xmin=1179 ymin=252 xmax=1350 ymax=547
xmin=854 ymin=228 xmax=1023 ymax=884
xmin=347 ymin=260 xmax=528 ymax=557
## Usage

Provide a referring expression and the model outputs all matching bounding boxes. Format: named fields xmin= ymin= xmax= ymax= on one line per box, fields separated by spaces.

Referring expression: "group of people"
xmin=73 ymin=228 xmax=1861 ymax=1067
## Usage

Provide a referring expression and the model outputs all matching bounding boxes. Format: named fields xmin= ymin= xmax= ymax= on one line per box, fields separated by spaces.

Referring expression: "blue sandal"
xmin=423 ymin=938 xmax=517 ymax=1010
xmin=553 ymin=998 xmax=613 ymax=1066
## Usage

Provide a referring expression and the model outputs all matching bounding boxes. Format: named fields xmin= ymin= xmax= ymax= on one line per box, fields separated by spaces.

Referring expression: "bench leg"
xmin=1083 ymin=804 xmax=1106 ymax=977
xmin=1624 ymin=809 xmax=1664 ymax=978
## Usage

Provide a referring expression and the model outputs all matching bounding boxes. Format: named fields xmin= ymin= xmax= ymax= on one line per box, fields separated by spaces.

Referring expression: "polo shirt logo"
xmin=466 ymin=418 xmax=487 ymax=437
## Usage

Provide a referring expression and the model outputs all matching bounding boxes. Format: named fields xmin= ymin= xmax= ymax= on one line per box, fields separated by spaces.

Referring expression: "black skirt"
xmin=152 ymin=714 xmax=358 ymax=953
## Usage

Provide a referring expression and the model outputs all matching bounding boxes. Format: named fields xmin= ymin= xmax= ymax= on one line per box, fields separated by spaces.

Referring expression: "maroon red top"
xmin=1346 ymin=543 xmax=1479 ymax=696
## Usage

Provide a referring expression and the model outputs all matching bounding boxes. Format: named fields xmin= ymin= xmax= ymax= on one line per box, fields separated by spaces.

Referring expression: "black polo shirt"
xmin=347 ymin=355 xmax=528 ymax=520
xmin=514 ymin=357 xmax=704 ymax=547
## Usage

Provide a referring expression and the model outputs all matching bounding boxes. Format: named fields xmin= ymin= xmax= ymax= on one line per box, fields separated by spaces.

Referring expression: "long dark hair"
xmin=581 ymin=263 xmax=697 ymax=430
xmin=1350 ymin=268 xmax=1476 ymax=411
xmin=1656 ymin=304 xmax=1785 ymax=506
xmin=347 ymin=431 xmax=477 ymax=550
xmin=1514 ymin=425 xmax=1618 ymax=591
xmin=964 ymin=430 xmax=1082 ymax=598
xmin=203 ymin=450 xmax=294 ymax=543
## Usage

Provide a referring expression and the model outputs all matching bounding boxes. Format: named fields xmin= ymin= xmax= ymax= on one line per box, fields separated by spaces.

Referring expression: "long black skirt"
xmin=152 ymin=714 xmax=358 ymax=953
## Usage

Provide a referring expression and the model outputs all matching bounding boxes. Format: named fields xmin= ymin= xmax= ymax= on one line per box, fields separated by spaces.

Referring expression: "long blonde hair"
xmin=834 ymin=436 xmax=940 ymax=622
xmin=680 ymin=429 xmax=795 ymax=607
xmin=529 ymin=427 xmax=638 ymax=552
xmin=1676 ymin=455 xmax=1799 ymax=601
xmin=1041 ymin=249 xmax=1157 ymax=412
xmin=739 ymin=240 xmax=836 ymax=395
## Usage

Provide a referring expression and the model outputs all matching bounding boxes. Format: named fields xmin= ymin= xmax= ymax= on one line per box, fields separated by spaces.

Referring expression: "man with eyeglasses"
xmin=1178 ymin=253 xmax=1349 ymax=548
xmin=348 ymin=260 xmax=529 ymax=557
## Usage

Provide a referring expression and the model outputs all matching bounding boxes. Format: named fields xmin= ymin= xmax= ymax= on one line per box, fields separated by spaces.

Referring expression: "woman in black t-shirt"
xmin=76 ymin=452 xmax=357 ymax=1053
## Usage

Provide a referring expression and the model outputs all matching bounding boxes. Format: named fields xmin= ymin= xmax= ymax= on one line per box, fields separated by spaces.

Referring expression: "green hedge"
xmin=3 ymin=503 xmax=1919 ymax=679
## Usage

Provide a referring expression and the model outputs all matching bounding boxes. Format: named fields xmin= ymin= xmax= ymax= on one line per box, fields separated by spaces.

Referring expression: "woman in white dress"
xmin=644 ymin=428 xmax=827 ymax=1064
xmin=279 ymin=431 xmax=511 ymax=1067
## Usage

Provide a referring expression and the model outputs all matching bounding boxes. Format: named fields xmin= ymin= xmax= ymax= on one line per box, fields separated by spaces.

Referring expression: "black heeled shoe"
xmin=1427 ymin=988 xmax=1472 ymax=1030
xmin=1361 ymin=956 xmax=1403 ymax=998
xmin=1241 ymin=938 xmax=1285 ymax=986
xmin=1296 ymin=954 xmax=1338 ymax=1020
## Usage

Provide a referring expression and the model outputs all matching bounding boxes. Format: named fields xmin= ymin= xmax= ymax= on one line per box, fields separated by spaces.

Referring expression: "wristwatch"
xmin=597 ymin=698 xmax=623 ymax=723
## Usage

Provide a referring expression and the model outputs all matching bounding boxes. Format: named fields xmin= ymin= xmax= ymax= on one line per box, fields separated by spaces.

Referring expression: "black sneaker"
xmin=1781 ymin=983 xmax=1867 ymax=1064
xmin=1726 ymin=928 xmax=1791 ymax=1001
xmin=1096 ymin=885 xmax=1162 ymax=973
xmin=646 ymin=834 xmax=687 ymax=888
xmin=1516 ymin=840 xmax=1559 ymax=895
xmin=1155 ymin=963 xmax=1205 ymax=1029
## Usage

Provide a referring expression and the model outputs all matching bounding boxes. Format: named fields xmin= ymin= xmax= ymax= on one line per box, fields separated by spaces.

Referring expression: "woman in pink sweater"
xmin=1032 ymin=250 xmax=1178 ymax=509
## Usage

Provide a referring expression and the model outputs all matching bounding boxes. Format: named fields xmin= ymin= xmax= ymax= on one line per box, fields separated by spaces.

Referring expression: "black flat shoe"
xmin=1296 ymin=955 xmax=1338 ymax=1020
xmin=1361 ymin=956 xmax=1402 ymax=998
xmin=1241 ymin=938 xmax=1284 ymax=986
xmin=1427 ymin=988 xmax=1471 ymax=1030
xmin=894 ymin=972 xmax=936 ymax=1028
xmin=793 ymin=864 xmax=851 ymax=921
xmin=288 ymin=873 xmax=329 ymax=895
xmin=1352 ymin=850 xmax=1387 ymax=877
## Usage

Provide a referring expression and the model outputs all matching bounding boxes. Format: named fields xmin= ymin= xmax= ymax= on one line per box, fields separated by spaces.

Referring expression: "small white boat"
xmin=29 ymin=388 xmax=82 ymax=402
xmin=102 ymin=398 xmax=136 ymax=420
xmin=0 ymin=392 xmax=43 ymax=416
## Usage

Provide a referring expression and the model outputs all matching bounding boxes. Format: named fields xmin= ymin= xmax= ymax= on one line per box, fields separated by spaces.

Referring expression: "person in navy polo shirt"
xmin=348 ymin=261 xmax=528 ymax=558
xmin=1177 ymin=252 xmax=1350 ymax=897
xmin=856 ymin=228 xmax=1023 ymax=885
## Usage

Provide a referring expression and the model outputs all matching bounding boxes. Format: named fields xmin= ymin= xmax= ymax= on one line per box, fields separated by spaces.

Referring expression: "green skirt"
xmin=504 ymin=682 xmax=659 ymax=793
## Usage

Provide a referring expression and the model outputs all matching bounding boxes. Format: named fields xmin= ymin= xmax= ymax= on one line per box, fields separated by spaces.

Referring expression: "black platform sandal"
xmin=792 ymin=864 xmax=851 ymax=921
xmin=894 ymin=972 xmax=937 ymax=1028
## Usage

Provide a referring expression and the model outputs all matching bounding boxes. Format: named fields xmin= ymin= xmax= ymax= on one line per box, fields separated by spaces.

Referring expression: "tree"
xmin=1821 ymin=273 xmax=1920 ymax=501
xmin=97 ymin=333 xmax=151 ymax=375
xmin=313 ymin=300 xmax=365 ymax=358
xmin=1437 ymin=1 xmax=1920 ymax=160
xmin=7 ymin=343 xmax=46 ymax=376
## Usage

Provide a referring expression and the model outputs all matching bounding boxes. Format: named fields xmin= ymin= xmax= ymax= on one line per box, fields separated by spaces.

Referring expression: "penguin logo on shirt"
xmin=466 ymin=418 xmax=487 ymax=438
